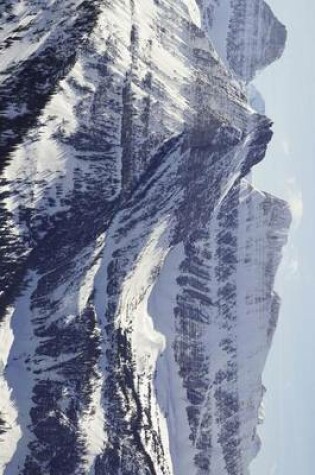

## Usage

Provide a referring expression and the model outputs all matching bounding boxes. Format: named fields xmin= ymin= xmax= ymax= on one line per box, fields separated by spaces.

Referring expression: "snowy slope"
xmin=0 ymin=0 xmax=290 ymax=474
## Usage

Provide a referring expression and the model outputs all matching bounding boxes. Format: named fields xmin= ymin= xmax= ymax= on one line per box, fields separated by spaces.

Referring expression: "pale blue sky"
xmin=250 ymin=1 xmax=315 ymax=474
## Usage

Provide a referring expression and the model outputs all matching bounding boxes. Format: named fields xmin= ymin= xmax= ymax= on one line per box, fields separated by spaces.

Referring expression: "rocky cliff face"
xmin=0 ymin=1 xmax=290 ymax=474
xmin=197 ymin=0 xmax=287 ymax=82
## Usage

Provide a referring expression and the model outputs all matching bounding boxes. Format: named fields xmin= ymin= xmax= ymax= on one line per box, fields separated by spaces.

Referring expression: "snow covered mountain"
xmin=0 ymin=1 xmax=290 ymax=474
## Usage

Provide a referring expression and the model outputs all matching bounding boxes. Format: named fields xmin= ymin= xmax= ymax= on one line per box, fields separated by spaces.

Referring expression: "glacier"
xmin=0 ymin=1 xmax=290 ymax=474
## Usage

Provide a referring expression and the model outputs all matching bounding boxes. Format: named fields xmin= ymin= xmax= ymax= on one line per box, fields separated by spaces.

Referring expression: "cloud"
xmin=286 ymin=254 xmax=299 ymax=278
xmin=281 ymin=139 xmax=291 ymax=156
xmin=276 ymin=177 xmax=303 ymax=282
xmin=279 ymin=241 xmax=300 ymax=282
xmin=270 ymin=464 xmax=278 ymax=475
xmin=285 ymin=177 xmax=303 ymax=229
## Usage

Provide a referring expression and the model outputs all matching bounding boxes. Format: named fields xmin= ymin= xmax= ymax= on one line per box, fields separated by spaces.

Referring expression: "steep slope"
xmin=0 ymin=0 xmax=290 ymax=474
xmin=197 ymin=0 xmax=287 ymax=82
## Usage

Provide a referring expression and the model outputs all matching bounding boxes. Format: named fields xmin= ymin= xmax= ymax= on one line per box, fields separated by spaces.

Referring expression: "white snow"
xmin=186 ymin=0 xmax=202 ymax=27
xmin=149 ymin=243 xmax=197 ymax=475
xmin=0 ymin=308 xmax=19 ymax=473
xmin=1 ymin=274 xmax=39 ymax=475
